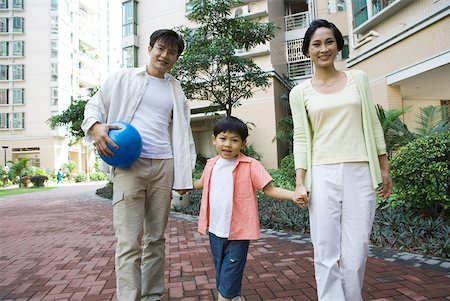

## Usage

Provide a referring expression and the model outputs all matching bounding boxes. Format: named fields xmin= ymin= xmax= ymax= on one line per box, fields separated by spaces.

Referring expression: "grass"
xmin=0 ymin=186 xmax=56 ymax=197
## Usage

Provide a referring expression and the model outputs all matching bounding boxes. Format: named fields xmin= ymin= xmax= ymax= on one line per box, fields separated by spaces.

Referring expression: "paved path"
xmin=0 ymin=183 xmax=449 ymax=301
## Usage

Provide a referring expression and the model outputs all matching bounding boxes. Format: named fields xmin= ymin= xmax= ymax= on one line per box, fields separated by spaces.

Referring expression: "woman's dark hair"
xmin=149 ymin=29 xmax=185 ymax=57
xmin=213 ymin=116 xmax=249 ymax=141
xmin=301 ymin=19 xmax=344 ymax=56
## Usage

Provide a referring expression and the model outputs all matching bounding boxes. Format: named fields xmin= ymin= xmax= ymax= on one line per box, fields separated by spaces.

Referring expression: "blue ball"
xmin=99 ymin=122 xmax=142 ymax=168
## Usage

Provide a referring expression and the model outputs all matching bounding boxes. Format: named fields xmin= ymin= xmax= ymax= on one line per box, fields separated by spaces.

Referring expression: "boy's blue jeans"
xmin=208 ymin=232 xmax=250 ymax=299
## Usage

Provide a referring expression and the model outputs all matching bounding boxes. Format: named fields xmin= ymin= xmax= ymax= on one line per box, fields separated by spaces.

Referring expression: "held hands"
xmin=292 ymin=184 xmax=309 ymax=209
xmin=89 ymin=122 xmax=121 ymax=157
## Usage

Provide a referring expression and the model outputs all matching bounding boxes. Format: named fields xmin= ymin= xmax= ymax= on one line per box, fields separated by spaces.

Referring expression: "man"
xmin=81 ymin=29 xmax=196 ymax=301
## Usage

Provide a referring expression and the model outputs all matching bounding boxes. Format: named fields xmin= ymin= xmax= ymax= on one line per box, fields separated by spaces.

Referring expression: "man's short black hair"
xmin=213 ymin=116 xmax=249 ymax=141
xmin=301 ymin=19 xmax=344 ymax=57
xmin=149 ymin=29 xmax=185 ymax=57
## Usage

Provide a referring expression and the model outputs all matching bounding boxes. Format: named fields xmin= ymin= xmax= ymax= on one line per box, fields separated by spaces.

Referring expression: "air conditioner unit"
xmin=234 ymin=5 xmax=251 ymax=17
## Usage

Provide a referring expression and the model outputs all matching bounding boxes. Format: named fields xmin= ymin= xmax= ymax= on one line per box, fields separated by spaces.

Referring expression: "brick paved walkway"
xmin=0 ymin=183 xmax=449 ymax=301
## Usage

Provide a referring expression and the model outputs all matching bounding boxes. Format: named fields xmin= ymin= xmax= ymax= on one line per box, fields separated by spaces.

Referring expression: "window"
xmin=122 ymin=46 xmax=137 ymax=68
xmin=51 ymin=40 xmax=58 ymax=57
xmin=0 ymin=17 xmax=8 ymax=33
xmin=51 ymin=16 xmax=58 ymax=34
xmin=11 ymin=112 xmax=24 ymax=129
xmin=12 ymin=17 xmax=24 ymax=33
xmin=51 ymin=0 xmax=58 ymax=11
xmin=352 ymin=0 xmax=368 ymax=28
xmin=13 ymin=0 xmax=23 ymax=9
xmin=51 ymin=63 xmax=58 ymax=81
xmin=0 ymin=41 xmax=8 ymax=56
xmin=0 ymin=89 xmax=7 ymax=104
xmin=12 ymin=88 xmax=23 ymax=104
xmin=372 ymin=0 xmax=395 ymax=15
xmin=12 ymin=41 xmax=23 ymax=56
xmin=0 ymin=0 xmax=7 ymax=9
xmin=0 ymin=113 xmax=8 ymax=128
xmin=0 ymin=65 xmax=8 ymax=80
xmin=51 ymin=87 xmax=58 ymax=106
xmin=336 ymin=36 xmax=349 ymax=61
xmin=12 ymin=65 xmax=24 ymax=80
xmin=328 ymin=0 xmax=346 ymax=13
xmin=122 ymin=1 xmax=137 ymax=37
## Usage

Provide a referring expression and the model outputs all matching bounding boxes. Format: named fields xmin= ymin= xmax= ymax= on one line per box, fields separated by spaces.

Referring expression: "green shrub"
xmin=74 ymin=172 xmax=87 ymax=183
xmin=96 ymin=181 xmax=113 ymax=199
xmin=258 ymin=192 xmax=309 ymax=233
xmin=89 ymin=171 xmax=108 ymax=181
xmin=371 ymin=207 xmax=449 ymax=259
xmin=30 ymin=175 xmax=48 ymax=187
xmin=19 ymin=176 xmax=31 ymax=187
xmin=241 ymin=144 xmax=262 ymax=160
xmin=32 ymin=167 xmax=47 ymax=176
xmin=390 ymin=132 xmax=449 ymax=214
xmin=193 ymin=154 xmax=207 ymax=180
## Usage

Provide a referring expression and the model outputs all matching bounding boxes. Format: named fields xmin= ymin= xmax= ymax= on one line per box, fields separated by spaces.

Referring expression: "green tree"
xmin=172 ymin=0 xmax=277 ymax=116
xmin=47 ymin=87 xmax=98 ymax=143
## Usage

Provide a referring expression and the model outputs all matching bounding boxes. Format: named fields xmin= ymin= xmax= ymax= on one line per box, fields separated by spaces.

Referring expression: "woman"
xmin=289 ymin=19 xmax=392 ymax=301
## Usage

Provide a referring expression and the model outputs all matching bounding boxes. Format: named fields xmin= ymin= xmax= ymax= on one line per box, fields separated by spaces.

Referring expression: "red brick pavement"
xmin=0 ymin=183 xmax=449 ymax=301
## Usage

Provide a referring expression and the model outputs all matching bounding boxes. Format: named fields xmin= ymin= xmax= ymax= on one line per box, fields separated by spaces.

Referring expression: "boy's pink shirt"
xmin=197 ymin=153 xmax=272 ymax=240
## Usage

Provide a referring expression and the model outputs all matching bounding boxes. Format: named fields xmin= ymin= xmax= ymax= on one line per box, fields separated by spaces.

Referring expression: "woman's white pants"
xmin=309 ymin=162 xmax=376 ymax=301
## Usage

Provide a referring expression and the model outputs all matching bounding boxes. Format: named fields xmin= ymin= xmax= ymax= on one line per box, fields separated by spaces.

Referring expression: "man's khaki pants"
xmin=112 ymin=158 xmax=174 ymax=301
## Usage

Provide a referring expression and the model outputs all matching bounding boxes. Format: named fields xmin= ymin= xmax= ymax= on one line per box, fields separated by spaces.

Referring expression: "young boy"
xmin=194 ymin=116 xmax=306 ymax=301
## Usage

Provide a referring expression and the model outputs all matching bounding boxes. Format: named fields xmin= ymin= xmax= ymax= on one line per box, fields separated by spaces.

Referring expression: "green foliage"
xmin=376 ymin=105 xmax=415 ymax=158
xmin=241 ymin=144 xmax=262 ymax=160
xmin=0 ymin=166 xmax=11 ymax=187
xmin=390 ymin=132 xmax=449 ymax=214
xmin=46 ymin=87 xmax=98 ymax=144
xmin=172 ymin=0 xmax=277 ymax=116
xmin=47 ymin=99 xmax=88 ymax=144
xmin=415 ymin=105 xmax=449 ymax=136
xmin=273 ymin=74 xmax=295 ymax=151
xmin=371 ymin=207 xmax=449 ymax=259
xmin=73 ymin=172 xmax=87 ymax=183
xmin=89 ymin=171 xmax=108 ymax=181
xmin=63 ymin=161 xmax=76 ymax=178
xmin=269 ymin=154 xmax=295 ymax=190
xmin=258 ymin=193 xmax=309 ymax=233
xmin=193 ymin=154 xmax=207 ymax=180
xmin=19 ymin=176 xmax=31 ymax=187
xmin=7 ymin=158 xmax=32 ymax=186
xmin=30 ymin=175 xmax=48 ymax=187
xmin=96 ymin=181 xmax=113 ymax=200
xmin=32 ymin=167 xmax=47 ymax=176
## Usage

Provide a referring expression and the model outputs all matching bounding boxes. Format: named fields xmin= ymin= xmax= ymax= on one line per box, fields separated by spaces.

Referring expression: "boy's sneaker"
xmin=231 ymin=297 xmax=241 ymax=301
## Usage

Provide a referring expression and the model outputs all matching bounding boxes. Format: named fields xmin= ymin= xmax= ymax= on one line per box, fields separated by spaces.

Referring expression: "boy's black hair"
xmin=213 ymin=116 xmax=249 ymax=141
xmin=149 ymin=29 xmax=185 ymax=57
xmin=301 ymin=19 xmax=344 ymax=57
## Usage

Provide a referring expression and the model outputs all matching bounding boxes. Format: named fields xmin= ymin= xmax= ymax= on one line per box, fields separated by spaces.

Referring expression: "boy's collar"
xmin=209 ymin=153 xmax=252 ymax=163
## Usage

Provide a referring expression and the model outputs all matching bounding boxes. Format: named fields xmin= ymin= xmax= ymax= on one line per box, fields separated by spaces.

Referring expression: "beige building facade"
xmin=345 ymin=0 xmax=449 ymax=127
xmin=0 ymin=0 xmax=118 ymax=172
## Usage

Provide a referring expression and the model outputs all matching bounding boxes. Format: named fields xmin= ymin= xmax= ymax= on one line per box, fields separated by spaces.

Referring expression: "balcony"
xmin=284 ymin=11 xmax=309 ymax=44
xmin=286 ymin=38 xmax=312 ymax=79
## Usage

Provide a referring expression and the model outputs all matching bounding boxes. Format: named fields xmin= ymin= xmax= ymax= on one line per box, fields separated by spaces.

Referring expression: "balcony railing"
xmin=286 ymin=38 xmax=312 ymax=78
xmin=285 ymin=12 xmax=309 ymax=31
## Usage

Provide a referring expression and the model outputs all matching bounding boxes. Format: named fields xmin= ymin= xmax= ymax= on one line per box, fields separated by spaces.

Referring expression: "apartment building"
xmin=0 ymin=0 xmax=116 ymax=172
xmin=121 ymin=0 xmax=449 ymax=168
xmin=345 ymin=0 xmax=449 ymax=126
